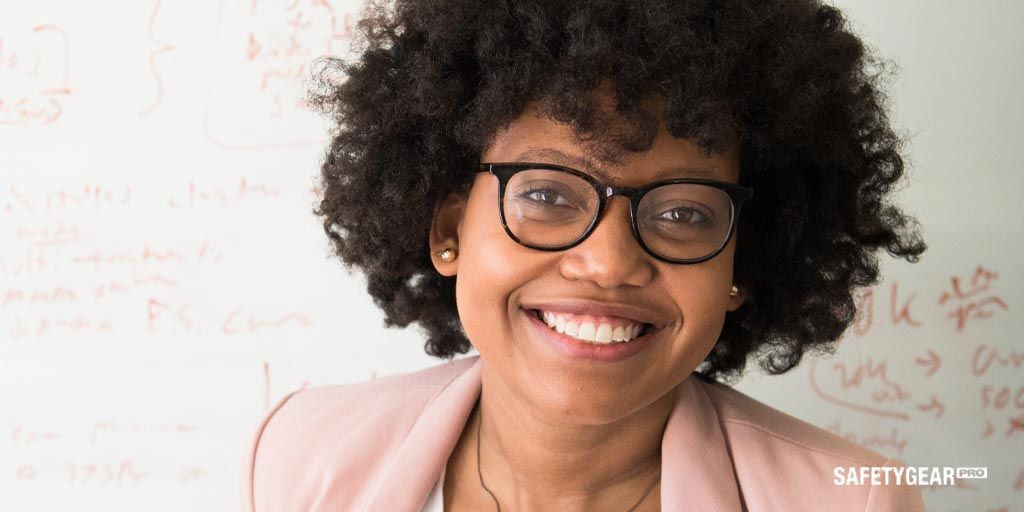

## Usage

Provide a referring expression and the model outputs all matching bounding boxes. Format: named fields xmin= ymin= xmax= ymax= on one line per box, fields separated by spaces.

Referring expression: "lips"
xmin=520 ymin=306 xmax=662 ymax=362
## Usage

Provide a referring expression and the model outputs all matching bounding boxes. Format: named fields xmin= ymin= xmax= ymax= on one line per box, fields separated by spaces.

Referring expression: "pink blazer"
xmin=242 ymin=355 xmax=926 ymax=511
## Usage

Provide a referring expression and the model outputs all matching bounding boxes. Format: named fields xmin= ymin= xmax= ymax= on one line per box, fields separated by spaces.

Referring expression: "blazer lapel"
xmin=366 ymin=357 xmax=742 ymax=512
xmin=661 ymin=376 xmax=743 ymax=511
xmin=366 ymin=357 xmax=483 ymax=511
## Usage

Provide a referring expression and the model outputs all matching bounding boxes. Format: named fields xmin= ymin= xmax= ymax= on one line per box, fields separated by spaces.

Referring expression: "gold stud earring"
xmin=436 ymin=248 xmax=457 ymax=262
xmin=730 ymin=285 xmax=739 ymax=297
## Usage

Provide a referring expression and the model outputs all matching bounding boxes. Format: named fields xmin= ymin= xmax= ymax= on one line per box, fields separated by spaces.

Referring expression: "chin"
xmin=524 ymin=378 xmax=652 ymax=425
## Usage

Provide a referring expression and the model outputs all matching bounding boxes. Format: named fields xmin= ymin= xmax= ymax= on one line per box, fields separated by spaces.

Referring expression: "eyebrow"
xmin=511 ymin=147 xmax=719 ymax=183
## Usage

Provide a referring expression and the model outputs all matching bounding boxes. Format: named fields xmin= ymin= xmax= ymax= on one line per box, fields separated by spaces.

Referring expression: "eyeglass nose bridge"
xmin=602 ymin=184 xmax=639 ymax=200
xmin=595 ymin=184 xmax=644 ymax=215
xmin=586 ymin=184 xmax=646 ymax=249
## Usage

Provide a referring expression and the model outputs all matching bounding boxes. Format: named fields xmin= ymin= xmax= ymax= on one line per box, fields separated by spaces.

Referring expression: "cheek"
xmin=453 ymin=190 xmax=538 ymax=355
xmin=663 ymin=245 xmax=736 ymax=365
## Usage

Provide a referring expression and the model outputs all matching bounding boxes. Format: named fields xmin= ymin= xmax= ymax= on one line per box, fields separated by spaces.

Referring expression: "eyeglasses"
xmin=476 ymin=162 xmax=753 ymax=264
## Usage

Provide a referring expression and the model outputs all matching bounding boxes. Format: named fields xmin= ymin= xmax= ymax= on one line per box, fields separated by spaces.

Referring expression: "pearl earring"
xmin=730 ymin=285 xmax=739 ymax=297
xmin=436 ymin=248 xmax=457 ymax=262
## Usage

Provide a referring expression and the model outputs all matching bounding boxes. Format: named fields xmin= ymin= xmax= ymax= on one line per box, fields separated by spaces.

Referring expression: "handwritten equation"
xmin=850 ymin=266 xmax=1009 ymax=337
xmin=205 ymin=0 xmax=356 ymax=148
xmin=0 ymin=178 xmax=319 ymax=341
xmin=0 ymin=24 xmax=71 ymax=126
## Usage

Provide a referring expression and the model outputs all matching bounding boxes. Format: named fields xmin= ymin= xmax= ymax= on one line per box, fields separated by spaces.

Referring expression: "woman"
xmin=243 ymin=0 xmax=928 ymax=510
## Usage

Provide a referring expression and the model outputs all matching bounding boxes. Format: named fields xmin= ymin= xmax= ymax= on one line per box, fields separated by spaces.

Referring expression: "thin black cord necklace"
xmin=475 ymin=406 xmax=661 ymax=511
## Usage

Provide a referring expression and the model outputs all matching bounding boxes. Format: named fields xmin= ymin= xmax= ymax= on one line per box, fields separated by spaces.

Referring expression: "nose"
xmin=557 ymin=196 xmax=655 ymax=288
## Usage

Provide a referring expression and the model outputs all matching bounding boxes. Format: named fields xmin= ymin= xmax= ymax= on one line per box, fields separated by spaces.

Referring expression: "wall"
xmin=1 ymin=1 xmax=1020 ymax=510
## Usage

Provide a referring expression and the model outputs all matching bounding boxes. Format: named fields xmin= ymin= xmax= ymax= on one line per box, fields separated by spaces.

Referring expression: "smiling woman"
xmin=242 ymin=0 xmax=927 ymax=511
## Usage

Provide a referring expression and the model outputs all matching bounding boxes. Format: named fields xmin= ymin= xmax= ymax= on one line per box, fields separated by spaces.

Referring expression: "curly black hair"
xmin=310 ymin=0 xmax=926 ymax=381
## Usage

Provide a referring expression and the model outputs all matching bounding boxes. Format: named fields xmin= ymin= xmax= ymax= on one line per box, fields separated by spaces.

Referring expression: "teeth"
xmin=565 ymin=321 xmax=579 ymax=337
xmin=578 ymin=322 xmax=596 ymax=340
xmin=543 ymin=311 xmax=555 ymax=327
xmin=612 ymin=326 xmax=625 ymax=341
xmin=536 ymin=310 xmax=648 ymax=344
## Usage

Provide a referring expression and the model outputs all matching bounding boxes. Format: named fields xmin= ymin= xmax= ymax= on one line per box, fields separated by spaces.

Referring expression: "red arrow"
xmin=917 ymin=396 xmax=945 ymax=419
xmin=915 ymin=349 xmax=941 ymax=377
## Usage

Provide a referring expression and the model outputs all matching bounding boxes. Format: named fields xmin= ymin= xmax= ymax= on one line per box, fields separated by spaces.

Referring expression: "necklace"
xmin=474 ymin=405 xmax=661 ymax=512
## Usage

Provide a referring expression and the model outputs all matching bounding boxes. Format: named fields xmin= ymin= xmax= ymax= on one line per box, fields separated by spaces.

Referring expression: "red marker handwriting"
xmin=808 ymin=359 xmax=910 ymax=420
xmin=141 ymin=0 xmax=175 ymax=115
xmin=980 ymin=385 xmax=1024 ymax=411
xmin=916 ymin=395 xmax=945 ymax=419
xmin=0 ymin=24 xmax=71 ymax=126
xmin=889 ymin=282 xmax=921 ymax=328
xmin=939 ymin=266 xmax=1008 ymax=332
xmin=1007 ymin=414 xmax=1024 ymax=438
xmin=972 ymin=343 xmax=1024 ymax=377
xmin=221 ymin=309 xmax=314 ymax=334
xmin=914 ymin=349 xmax=942 ymax=377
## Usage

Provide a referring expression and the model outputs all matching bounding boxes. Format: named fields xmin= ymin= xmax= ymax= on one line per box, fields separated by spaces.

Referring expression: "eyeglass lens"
xmin=503 ymin=168 xmax=734 ymax=261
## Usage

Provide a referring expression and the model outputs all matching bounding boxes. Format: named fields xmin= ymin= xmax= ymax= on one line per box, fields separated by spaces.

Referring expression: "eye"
xmin=516 ymin=186 xmax=589 ymax=209
xmin=657 ymin=207 xmax=709 ymax=225
xmin=518 ymin=187 xmax=574 ymax=207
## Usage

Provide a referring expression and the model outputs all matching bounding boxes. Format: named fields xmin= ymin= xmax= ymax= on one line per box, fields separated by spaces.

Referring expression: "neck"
xmin=467 ymin=363 xmax=675 ymax=512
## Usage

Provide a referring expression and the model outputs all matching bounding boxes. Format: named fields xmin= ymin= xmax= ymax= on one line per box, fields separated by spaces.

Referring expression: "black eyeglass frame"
xmin=476 ymin=162 xmax=754 ymax=264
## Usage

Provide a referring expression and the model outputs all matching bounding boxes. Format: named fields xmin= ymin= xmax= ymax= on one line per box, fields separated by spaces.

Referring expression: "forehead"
xmin=483 ymin=109 xmax=740 ymax=185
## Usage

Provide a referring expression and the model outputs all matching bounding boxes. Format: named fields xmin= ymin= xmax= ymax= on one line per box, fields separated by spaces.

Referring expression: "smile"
xmin=531 ymin=309 xmax=652 ymax=345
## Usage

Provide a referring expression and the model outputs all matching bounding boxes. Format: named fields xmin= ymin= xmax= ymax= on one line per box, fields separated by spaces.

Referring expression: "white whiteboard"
xmin=0 ymin=1 xmax=1020 ymax=511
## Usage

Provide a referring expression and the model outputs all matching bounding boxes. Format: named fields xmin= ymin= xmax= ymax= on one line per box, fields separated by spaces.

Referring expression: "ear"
xmin=429 ymin=192 xmax=466 ymax=277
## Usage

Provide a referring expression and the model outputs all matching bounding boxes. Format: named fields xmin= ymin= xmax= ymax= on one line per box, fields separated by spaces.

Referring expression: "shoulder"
xmin=698 ymin=378 xmax=884 ymax=465
xmin=255 ymin=355 xmax=477 ymax=459
xmin=241 ymin=357 xmax=478 ymax=512
xmin=695 ymin=378 xmax=926 ymax=511
xmin=270 ymin=355 xmax=478 ymax=418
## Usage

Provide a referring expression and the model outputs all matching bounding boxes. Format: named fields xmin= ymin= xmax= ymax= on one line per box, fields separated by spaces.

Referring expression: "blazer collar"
xmin=367 ymin=356 xmax=742 ymax=511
